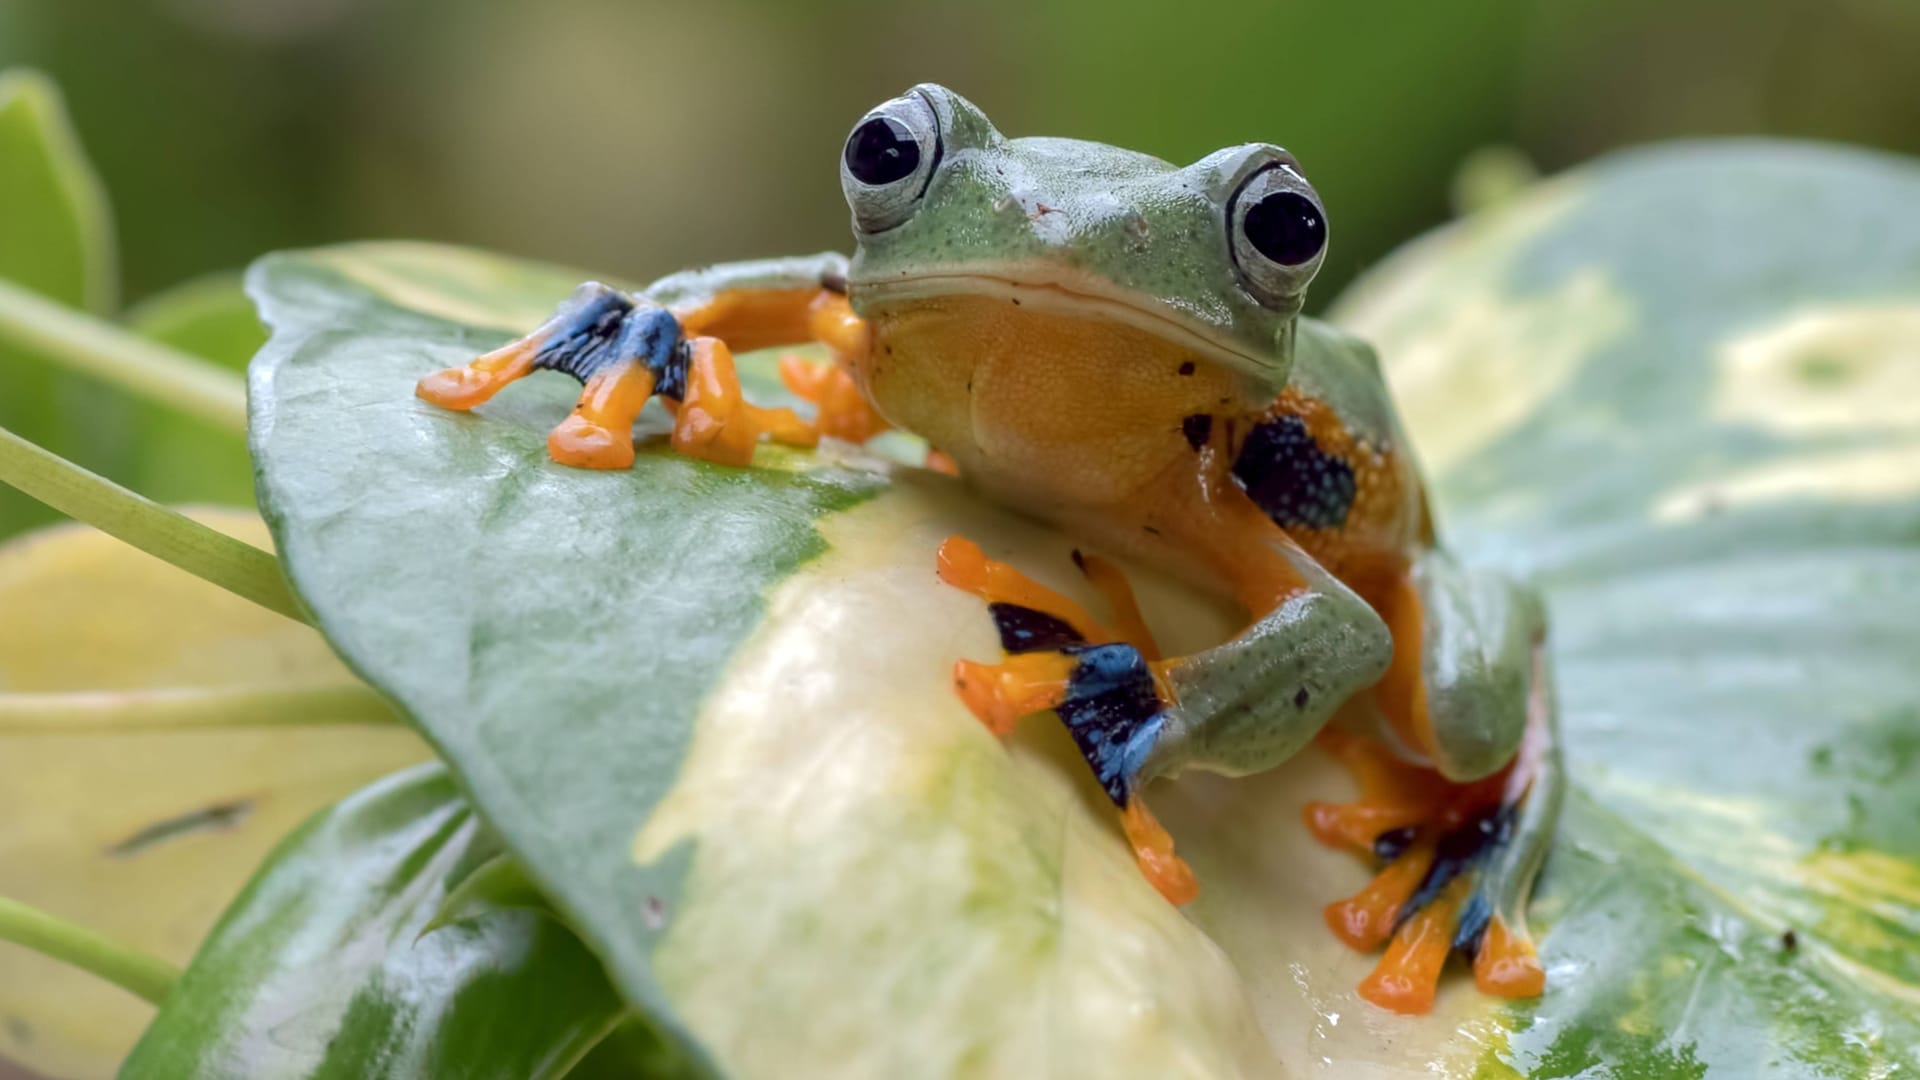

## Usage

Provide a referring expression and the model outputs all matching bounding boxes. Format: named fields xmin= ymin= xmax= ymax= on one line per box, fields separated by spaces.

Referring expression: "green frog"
xmin=415 ymin=84 xmax=1562 ymax=1014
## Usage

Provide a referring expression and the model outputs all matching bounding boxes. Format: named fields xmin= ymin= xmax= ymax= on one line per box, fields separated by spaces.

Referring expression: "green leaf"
xmin=118 ymin=274 xmax=266 ymax=510
xmin=0 ymin=71 xmax=112 ymax=315
xmin=423 ymin=853 xmax=551 ymax=935
xmin=248 ymin=139 xmax=1920 ymax=1078
xmin=122 ymin=764 xmax=669 ymax=1080
xmin=0 ymin=68 xmax=117 ymax=537
xmin=0 ymin=510 xmax=429 ymax=1080
xmin=1334 ymin=140 xmax=1920 ymax=1076
xmin=247 ymin=242 xmax=886 ymax=1072
xmin=0 ymin=72 xmax=259 ymax=541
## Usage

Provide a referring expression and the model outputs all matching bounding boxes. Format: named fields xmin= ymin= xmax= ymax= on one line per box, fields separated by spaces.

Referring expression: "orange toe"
xmin=1323 ymin=841 xmax=1434 ymax=950
xmin=1474 ymin=916 xmax=1545 ymax=999
xmin=416 ymin=366 xmax=498 ymax=410
xmin=1357 ymin=878 xmax=1466 ymax=1015
xmin=1121 ymin=799 xmax=1199 ymax=906
xmin=548 ymin=415 xmax=635 ymax=470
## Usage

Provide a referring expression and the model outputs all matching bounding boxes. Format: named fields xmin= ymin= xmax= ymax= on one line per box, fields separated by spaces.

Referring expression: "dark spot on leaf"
xmin=1070 ymin=548 xmax=1087 ymax=571
xmin=108 ymin=799 xmax=253 ymax=858
xmin=1781 ymin=928 xmax=1798 ymax=952
xmin=1293 ymin=686 xmax=1311 ymax=709
xmin=1178 ymin=361 xmax=1196 ymax=376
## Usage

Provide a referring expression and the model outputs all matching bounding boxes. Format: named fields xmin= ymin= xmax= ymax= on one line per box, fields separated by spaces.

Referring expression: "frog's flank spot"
xmin=1181 ymin=413 xmax=1213 ymax=451
xmin=1231 ymin=414 xmax=1358 ymax=530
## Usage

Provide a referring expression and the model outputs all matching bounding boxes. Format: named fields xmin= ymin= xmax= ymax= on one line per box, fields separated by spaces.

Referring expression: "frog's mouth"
xmin=851 ymin=269 xmax=1283 ymax=378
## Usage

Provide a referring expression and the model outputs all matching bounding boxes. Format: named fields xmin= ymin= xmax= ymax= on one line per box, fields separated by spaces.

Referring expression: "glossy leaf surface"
xmin=121 ymin=765 xmax=653 ymax=1080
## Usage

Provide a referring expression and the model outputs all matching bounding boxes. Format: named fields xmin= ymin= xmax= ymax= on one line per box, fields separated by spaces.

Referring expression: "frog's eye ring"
xmin=841 ymin=93 xmax=942 ymax=233
xmin=1228 ymin=162 xmax=1328 ymax=308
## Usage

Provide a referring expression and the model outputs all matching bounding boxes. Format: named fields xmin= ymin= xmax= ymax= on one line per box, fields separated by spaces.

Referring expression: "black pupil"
xmin=845 ymin=116 xmax=921 ymax=186
xmin=1243 ymin=190 xmax=1325 ymax=266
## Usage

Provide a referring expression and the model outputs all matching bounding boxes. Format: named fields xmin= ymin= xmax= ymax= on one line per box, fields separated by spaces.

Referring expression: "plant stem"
xmin=0 ymin=896 xmax=178 ymax=1005
xmin=0 ymin=684 xmax=397 ymax=731
xmin=0 ymin=277 xmax=248 ymax=433
xmin=0 ymin=425 xmax=306 ymax=622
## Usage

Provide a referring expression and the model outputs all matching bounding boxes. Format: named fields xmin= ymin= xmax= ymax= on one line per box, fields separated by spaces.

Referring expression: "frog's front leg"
xmin=415 ymin=254 xmax=886 ymax=469
xmin=937 ymin=536 xmax=1201 ymax=904
xmin=1309 ymin=550 xmax=1563 ymax=1014
xmin=937 ymin=506 xmax=1396 ymax=908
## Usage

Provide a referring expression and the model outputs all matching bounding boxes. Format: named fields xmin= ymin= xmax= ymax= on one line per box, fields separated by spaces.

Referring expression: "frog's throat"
xmin=851 ymin=270 xmax=1286 ymax=382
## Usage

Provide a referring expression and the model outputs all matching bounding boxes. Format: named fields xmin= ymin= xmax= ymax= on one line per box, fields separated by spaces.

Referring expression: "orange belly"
xmin=853 ymin=292 xmax=1421 ymax=608
xmin=856 ymin=294 xmax=1261 ymax=508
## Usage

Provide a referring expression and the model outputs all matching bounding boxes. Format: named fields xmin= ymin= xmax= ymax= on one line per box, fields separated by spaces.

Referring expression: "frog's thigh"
xmin=1385 ymin=549 xmax=1543 ymax=781
xmin=1161 ymin=547 xmax=1393 ymax=776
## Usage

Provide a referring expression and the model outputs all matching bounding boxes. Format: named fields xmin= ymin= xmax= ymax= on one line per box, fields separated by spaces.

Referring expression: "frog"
xmin=414 ymin=84 xmax=1563 ymax=1015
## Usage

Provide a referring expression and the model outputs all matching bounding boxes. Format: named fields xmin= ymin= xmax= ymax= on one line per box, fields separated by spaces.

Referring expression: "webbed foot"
xmin=417 ymin=283 xmax=820 ymax=470
xmin=1305 ymin=707 xmax=1558 ymax=1014
xmin=937 ymin=536 xmax=1195 ymax=904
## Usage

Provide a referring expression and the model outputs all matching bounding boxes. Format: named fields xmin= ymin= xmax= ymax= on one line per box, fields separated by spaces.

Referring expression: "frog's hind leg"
xmin=1307 ymin=551 xmax=1563 ymax=1014
xmin=936 ymin=537 xmax=1196 ymax=904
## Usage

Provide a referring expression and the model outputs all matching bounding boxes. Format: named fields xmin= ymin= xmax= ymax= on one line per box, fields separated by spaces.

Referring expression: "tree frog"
xmin=415 ymin=85 xmax=1562 ymax=1015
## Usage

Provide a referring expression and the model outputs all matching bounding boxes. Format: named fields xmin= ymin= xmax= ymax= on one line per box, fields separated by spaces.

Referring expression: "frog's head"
xmin=839 ymin=84 xmax=1328 ymax=390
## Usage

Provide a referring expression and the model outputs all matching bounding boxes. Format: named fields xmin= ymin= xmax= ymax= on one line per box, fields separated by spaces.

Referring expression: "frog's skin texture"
xmin=415 ymin=84 xmax=1562 ymax=1015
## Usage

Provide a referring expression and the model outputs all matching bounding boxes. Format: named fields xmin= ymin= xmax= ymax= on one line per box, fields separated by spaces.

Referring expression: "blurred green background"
xmin=9 ymin=0 xmax=1920 ymax=305
xmin=2 ymin=0 xmax=1920 ymax=539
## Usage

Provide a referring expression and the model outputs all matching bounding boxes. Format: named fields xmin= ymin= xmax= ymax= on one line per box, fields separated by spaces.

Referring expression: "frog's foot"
xmin=1305 ymin=715 xmax=1558 ymax=1014
xmin=416 ymin=283 xmax=817 ymax=470
xmin=778 ymin=353 xmax=890 ymax=445
xmin=937 ymin=536 xmax=1194 ymax=904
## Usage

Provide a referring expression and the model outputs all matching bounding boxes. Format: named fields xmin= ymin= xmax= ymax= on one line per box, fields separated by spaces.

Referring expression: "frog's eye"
xmin=841 ymin=93 xmax=942 ymax=233
xmin=1228 ymin=162 xmax=1328 ymax=308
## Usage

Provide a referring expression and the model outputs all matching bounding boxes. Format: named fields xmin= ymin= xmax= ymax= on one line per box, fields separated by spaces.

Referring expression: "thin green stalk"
xmin=0 ymin=684 xmax=397 ymax=731
xmin=0 ymin=896 xmax=178 ymax=1005
xmin=0 ymin=276 xmax=247 ymax=433
xmin=0 ymin=425 xmax=306 ymax=622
